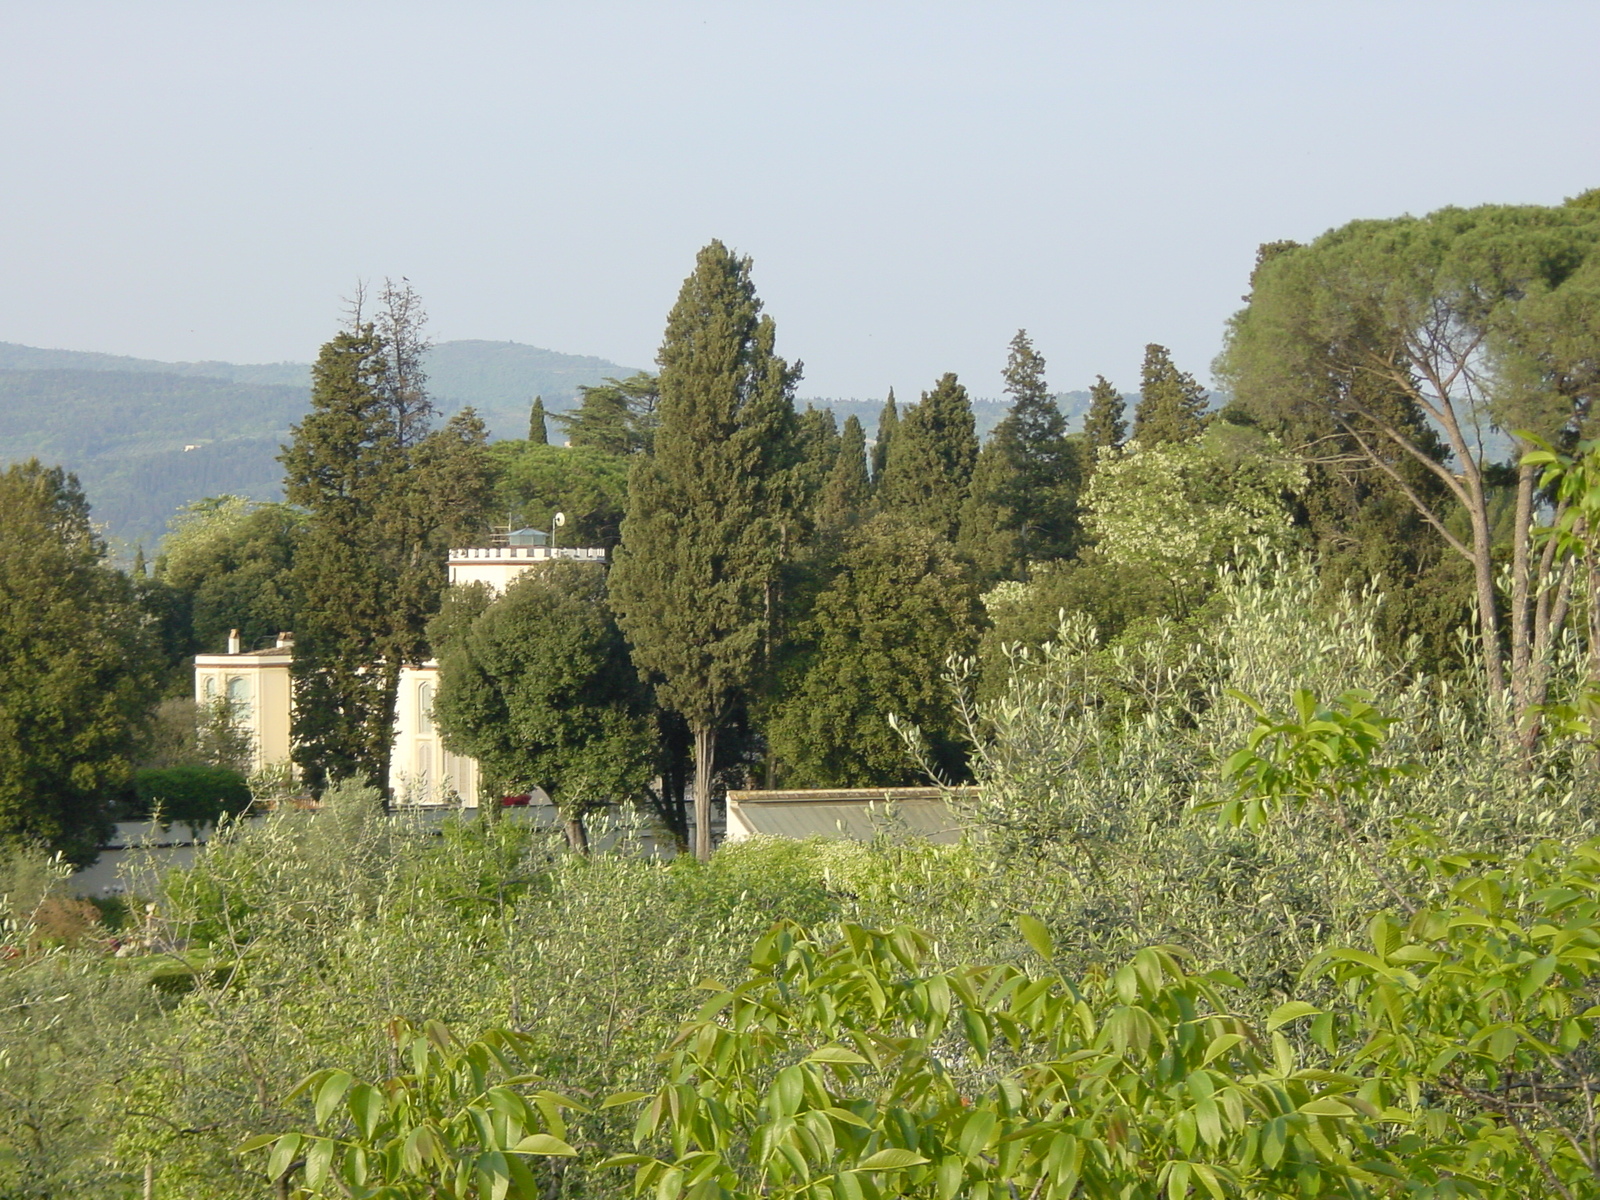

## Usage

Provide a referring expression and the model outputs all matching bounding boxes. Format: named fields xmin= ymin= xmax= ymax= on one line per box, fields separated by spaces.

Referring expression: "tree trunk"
xmin=1467 ymin=485 xmax=1507 ymax=705
xmin=650 ymin=709 xmax=693 ymax=847
xmin=1510 ymin=460 xmax=1537 ymax=718
xmin=692 ymin=722 xmax=716 ymax=862
xmin=563 ymin=813 xmax=590 ymax=856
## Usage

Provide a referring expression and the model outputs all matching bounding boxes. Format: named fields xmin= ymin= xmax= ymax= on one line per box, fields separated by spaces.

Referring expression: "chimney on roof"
xmin=227 ymin=629 xmax=241 ymax=655
xmin=276 ymin=632 xmax=294 ymax=649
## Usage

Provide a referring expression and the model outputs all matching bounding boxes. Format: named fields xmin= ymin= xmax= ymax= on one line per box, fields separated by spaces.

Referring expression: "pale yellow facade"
xmin=391 ymin=662 xmax=480 ymax=805
xmin=448 ymin=545 xmax=606 ymax=595
xmin=193 ymin=635 xmax=294 ymax=775
xmin=194 ymin=641 xmax=480 ymax=805
xmin=191 ymin=540 xmax=605 ymax=807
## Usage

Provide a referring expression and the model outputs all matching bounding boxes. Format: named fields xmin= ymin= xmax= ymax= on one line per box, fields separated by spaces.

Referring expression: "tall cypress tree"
xmin=1133 ymin=344 xmax=1209 ymax=445
xmin=995 ymin=329 xmax=1079 ymax=561
xmin=878 ymin=372 xmax=978 ymax=541
xmin=869 ymin=390 xmax=898 ymax=484
xmin=528 ymin=397 xmax=549 ymax=444
xmin=608 ymin=241 xmax=799 ymax=860
xmin=815 ymin=414 xmax=871 ymax=537
xmin=282 ymin=291 xmax=493 ymax=794
xmin=794 ymin=405 xmax=842 ymax=519
xmin=282 ymin=325 xmax=398 ymax=790
xmin=1084 ymin=374 xmax=1128 ymax=459
xmin=1001 ymin=330 xmax=1061 ymax=447
xmin=956 ymin=432 xmax=1022 ymax=580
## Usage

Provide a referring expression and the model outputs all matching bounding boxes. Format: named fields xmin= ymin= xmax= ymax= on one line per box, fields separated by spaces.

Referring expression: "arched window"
xmin=226 ymin=676 xmax=250 ymax=705
xmin=418 ymin=682 xmax=435 ymax=734
xmin=416 ymin=741 xmax=434 ymax=791
xmin=201 ymin=676 xmax=217 ymax=700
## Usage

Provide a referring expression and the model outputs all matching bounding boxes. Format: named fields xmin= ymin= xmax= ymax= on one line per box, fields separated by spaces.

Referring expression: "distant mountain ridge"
xmin=0 ymin=339 xmax=651 ymax=434
xmin=0 ymin=339 xmax=647 ymax=550
xmin=0 ymin=338 xmax=1113 ymax=552
xmin=0 ymin=342 xmax=312 ymax=388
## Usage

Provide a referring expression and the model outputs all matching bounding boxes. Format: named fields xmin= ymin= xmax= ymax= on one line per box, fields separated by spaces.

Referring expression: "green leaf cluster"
xmin=487 ymin=440 xmax=630 ymax=549
xmin=154 ymin=494 xmax=303 ymax=654
xmin=133 ymin=764 xmax=253 ymax=835
xmin=608 ymin=921 xmax=1395 ymax=1200
xmin=240 ymin=1019 xmax=581 ymax=1199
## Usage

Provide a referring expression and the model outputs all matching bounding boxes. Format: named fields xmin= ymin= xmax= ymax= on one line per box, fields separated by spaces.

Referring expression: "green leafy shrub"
xmin=134 ymin=764 xmax=253 ymax=832
xmin=240 ymin=1019 xmax=583 ymax=1199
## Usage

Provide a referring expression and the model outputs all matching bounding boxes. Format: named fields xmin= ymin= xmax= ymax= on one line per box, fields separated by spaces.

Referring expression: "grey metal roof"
xmin=725 ymin=788 xmax=970 ymax=844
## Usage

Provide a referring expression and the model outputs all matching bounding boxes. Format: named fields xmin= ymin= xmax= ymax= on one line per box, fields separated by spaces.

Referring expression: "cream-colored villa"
xmin=194 ymin=532 xmax=603 ymax=806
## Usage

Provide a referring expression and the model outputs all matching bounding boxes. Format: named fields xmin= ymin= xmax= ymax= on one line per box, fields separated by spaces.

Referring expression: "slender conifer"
xmin=1133 ymin=344 xmax=1209 ymax=445
xmin=1084 ymin=374 xmax=1128 ymax=459
xmin=608 ymin=241 xmax=800 ymax=860
xmin=878 ymin=373 xmax=978 ymax=541
xmin=869 ymin=390 xmax=898 ymax=484
xmin=816 ymin=415 xmax=871 ymax=537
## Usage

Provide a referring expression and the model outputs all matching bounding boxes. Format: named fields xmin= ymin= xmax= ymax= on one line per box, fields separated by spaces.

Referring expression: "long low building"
xmin=724 ymin=787 xmax=971 ymax=844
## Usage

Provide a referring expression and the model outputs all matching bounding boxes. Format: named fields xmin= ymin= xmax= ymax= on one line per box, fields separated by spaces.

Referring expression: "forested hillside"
xmin=0 ymin=340 xmax=646 ymax=546
xmin=0 ymin=340 xmax=1095 ymax=547
xmin=0 ymin=368 xmax=304 ymax=547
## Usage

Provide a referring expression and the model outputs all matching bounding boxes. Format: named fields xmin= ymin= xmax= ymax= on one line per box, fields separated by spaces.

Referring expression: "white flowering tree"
xmin=1085 ymin=425 xmax=1305 ymax=610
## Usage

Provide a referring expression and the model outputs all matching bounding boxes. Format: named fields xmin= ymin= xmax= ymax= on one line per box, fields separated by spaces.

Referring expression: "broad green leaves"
xmin=1308 ymin=840 xmax=1600 ymax=1192
xmin=605 ymin=921 xmax=1383 ymax=1200
xmin=1216 ymin=687 xmax=1404 ymax=831
xmin=239 ymin=1019 xmax=582 ymax=1199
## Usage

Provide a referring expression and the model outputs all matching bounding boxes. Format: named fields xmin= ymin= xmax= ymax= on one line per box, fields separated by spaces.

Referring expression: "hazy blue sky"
xmin=2 ymin=2 xmax=1594 ymax=401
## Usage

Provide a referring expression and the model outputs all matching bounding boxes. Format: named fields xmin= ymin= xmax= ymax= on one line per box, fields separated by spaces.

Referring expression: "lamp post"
xmin=552 ymin=511 xmax=566 ymax=556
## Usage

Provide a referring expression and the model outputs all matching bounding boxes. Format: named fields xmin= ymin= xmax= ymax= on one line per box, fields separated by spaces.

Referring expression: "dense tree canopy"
xmin=877 ymin=372 xmax=977 ymax=541
xmin=813 ymin=414 xmax=870 ymax=540
xmin=792 ymin=405 xmax=841 ymax=523
xmin=554 ymin=372 xmax=660 ymax=456
xmin=281 ymin=291 xmax=494 ymax=793
xmin=1218 ymin=202 xmax=1600 ymax=723
xmin=0 ymin=461 xmax=160 ymax=862
xmin=19 ymin=197 xmax=1600 ymax=1200
xmin=767 ymin=514 xmax=979 ymax=786
xmin=488 ymin=440 xmax=630 ymax=549
xmin=430 ymin=563 xmax=652 ymax=851
xmin=155 ymin=495 xmax=303 ymax=655
xmin=1085 ymin=423 xmax=1304 ymax=612
xmin=956 ymin=434 xmax=1022 ymax=581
